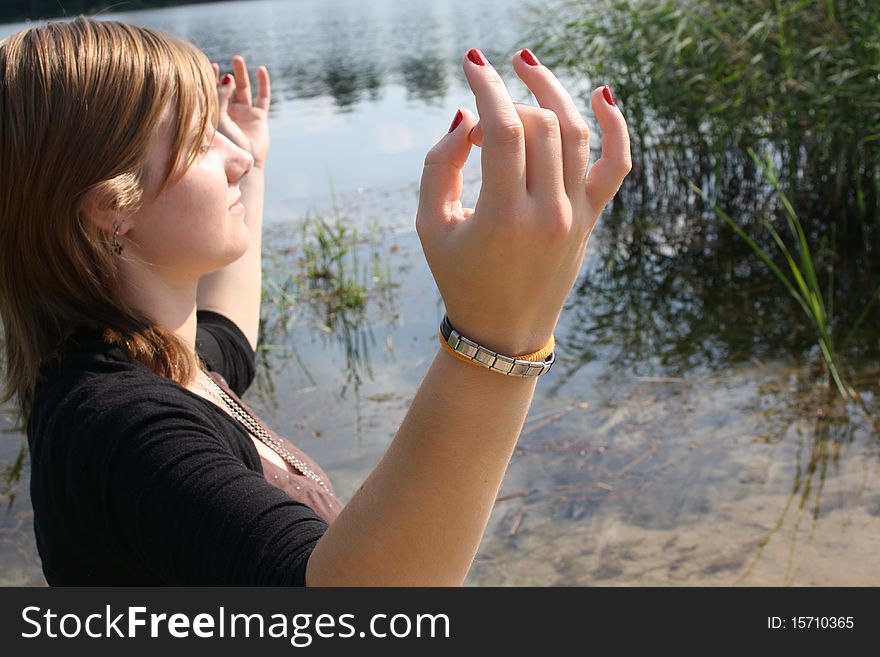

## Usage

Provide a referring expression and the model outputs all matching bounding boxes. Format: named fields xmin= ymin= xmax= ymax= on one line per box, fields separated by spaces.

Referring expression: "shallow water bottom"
xmin=468 ymin=366 xmax=880 ymax=586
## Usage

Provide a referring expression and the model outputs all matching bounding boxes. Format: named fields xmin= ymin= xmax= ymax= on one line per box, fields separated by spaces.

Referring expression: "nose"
xmin=220 ymin=133 xmax=254 ymax=183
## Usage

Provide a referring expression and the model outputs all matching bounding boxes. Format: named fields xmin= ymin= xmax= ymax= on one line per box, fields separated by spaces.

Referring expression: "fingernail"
xmin=447 ymin=109 xmax=463 ymax=134
xmin=520 ymin=49 xmax=541 ymax=66
xmin=602 ymin=85 xmax=616 ymax=107
xmin=222 ymin=74 xmax=232 ymax=85
xmin=467 ymin=48 xmax=489 ymax=66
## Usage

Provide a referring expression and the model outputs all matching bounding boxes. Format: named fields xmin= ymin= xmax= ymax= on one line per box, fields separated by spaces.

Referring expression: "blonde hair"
xmin=0 ymin=17 xmax=218 ymax=420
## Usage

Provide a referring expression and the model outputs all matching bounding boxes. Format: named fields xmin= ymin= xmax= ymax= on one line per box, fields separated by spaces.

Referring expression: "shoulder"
xmin=28 ymin=332 xmax=257 ymax=469
xmin=34 ymin=332 xmax=192 ymax=422
xmin=27 ymin=334 xmax=326 ymax=585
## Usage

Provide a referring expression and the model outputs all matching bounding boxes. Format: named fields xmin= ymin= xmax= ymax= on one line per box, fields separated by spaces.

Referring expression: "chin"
xmin=218 ymin=239 xmax=251 ymax=269
xmin=199 ymin=232 xmax=251 ymax=274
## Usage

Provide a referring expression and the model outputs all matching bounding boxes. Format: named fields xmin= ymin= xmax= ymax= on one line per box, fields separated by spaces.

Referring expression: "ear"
xmin=79 ymin=194 xmax=118 ymax=236
xmin=78 ymin=176 xmax=140 ymax=237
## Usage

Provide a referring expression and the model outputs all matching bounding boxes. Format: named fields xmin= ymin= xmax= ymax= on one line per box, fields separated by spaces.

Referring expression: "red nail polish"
xmin=467 ymin=48 xmax=489 ymax=66
xmin=602 ymin=85 xmax=616 ymax=107
xmin=520 ymin=49 xmax=541 ymax=66
xmin=222 ymin=74 xmax=232 ymax=85
xmin=448 ymin=109 xmax=463 ymax=134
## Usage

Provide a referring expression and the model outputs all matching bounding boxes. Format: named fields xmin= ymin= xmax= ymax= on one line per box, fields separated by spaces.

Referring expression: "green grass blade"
xmin=748 ymin=149 xmax=829 ymax=319
xmin=688 ymin=182 xmax=812 ymax=320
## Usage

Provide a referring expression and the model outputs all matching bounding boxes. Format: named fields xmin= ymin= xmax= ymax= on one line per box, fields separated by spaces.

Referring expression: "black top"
xmin=27 ymin=311 xmax=328 ymax=585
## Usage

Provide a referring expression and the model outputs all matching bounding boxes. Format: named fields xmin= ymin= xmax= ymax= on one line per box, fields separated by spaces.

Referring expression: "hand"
xmin=212 ymin=56 xmax=271 ymax=169
xmin=416 ymin=48 xmax=631 ymax=357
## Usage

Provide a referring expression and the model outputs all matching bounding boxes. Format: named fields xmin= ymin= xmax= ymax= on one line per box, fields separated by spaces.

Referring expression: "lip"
xmin=229 ymin=197 xmax=245 ymax=212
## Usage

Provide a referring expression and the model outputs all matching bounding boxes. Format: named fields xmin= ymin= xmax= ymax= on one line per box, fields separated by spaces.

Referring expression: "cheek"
xmin=129 ymin=166 xmax=244 ymax=273
xmin=159 ymin=178 xmax=227 ymax=230
xmin=169 ymin=180 xmax=220 ymax=214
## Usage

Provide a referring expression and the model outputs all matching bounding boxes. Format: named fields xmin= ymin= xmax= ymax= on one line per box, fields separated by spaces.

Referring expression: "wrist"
xmin=445 ymin=312 xmax=555 ymax=357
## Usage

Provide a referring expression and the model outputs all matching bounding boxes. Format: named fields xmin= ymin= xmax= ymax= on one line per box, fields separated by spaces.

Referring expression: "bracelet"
xmin=438 ymin=314 xmax=555 ymax=377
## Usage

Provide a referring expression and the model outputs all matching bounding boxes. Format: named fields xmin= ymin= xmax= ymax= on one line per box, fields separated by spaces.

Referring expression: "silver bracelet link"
xmin=441 ymin=315 xmax=555 ymax=377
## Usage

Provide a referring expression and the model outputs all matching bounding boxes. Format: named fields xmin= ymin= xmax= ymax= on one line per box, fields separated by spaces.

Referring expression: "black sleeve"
xmin=195 ymin=310 xmax=256 ymax=396
xmin=94 ymin=385 xmax=327 ymax=585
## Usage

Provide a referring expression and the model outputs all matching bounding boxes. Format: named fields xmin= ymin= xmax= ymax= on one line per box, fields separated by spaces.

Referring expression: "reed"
xmin=691 ymin=150 xmax=874 ymax=399
xmin=538 ymin=0 xmax=879 ymax=394
xmin=536 ymin=0 xmax=880 ymax=228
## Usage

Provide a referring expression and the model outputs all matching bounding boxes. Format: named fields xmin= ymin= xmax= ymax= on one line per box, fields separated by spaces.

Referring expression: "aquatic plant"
xmin=536 ymin=0 xmax=880 ymax=230
xmin=692 ymin=150 xmax=879 ymax=399
xmin=256 ymin=208 xmax=397 ymax=396
xmin=299 ymin=212 xmax=367 ymax=316
xmin=536 ymin=0 xmax=880 ymax=395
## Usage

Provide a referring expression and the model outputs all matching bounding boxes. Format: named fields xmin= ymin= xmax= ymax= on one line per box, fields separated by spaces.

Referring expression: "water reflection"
xmin=86 ymin=0 xmax=524 ymax=109
xmin=400 ymin=55 xmax=448 ymax=105
xmin=552 ymin=174 xmax=880 ymax=399
xmin=272 ymin=56 xmax=384 ymax=110
xmin=555 ymin=215 xmax=809 ymax=391
xmin=732 ymin=373 xmax=879 ymax=584
xmin=0 ymin=0 xmax=532 ymax=213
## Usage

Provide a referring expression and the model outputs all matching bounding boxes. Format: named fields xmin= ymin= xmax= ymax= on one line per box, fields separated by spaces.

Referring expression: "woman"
xmin=0 ymin=18 xmax=630 ymax=585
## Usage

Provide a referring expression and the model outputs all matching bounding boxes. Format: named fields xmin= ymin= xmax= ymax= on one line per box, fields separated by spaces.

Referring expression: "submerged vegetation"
xmin=258 ymin=211 xmax=396 ymax=395
xmin=536 ymin=0 xmax=880 ymax=398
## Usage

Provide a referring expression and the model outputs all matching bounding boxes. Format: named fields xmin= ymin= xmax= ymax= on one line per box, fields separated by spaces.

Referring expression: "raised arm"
xmin=305 ymin=49 xmax=631 ymax=585
xmin=197 ymin=57 xmax=271 ymax=350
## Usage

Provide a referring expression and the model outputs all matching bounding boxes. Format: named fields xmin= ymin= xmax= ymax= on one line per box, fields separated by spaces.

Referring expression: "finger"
xmin=468 ymin=121 xmax=483 ymax=147
xmin=512 ymin=49 xmax=591 ymax=196
xmin=585 ymin=86 xmax=632 ymax=209
xmin=216 ymin=73 xmax=234 ymax=116
xmin=469 ymin=104 xmax=566 ymax=200
xmin=211 ymin=62 xmax=220 ymax=85
xmin=254 ymin=65 xmax=271 ymax=111
xmin=513 ymin=103 xmax=563 ymax=200
xmin=417 ymin=108 xmax=476 ymax=233
xmin=461 ymin=49 xmax=526 ymax=201
xmin=231 ymin=55 xmax=252 ymax=106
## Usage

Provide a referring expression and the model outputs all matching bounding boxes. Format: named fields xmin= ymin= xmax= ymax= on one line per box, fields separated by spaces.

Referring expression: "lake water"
xmin=2 ymin=0 xmax=879 ymax=587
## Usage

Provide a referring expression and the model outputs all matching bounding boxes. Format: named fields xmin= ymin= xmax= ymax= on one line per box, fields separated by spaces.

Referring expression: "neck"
xmin=117 ymin=259 xmax=200 ymax=366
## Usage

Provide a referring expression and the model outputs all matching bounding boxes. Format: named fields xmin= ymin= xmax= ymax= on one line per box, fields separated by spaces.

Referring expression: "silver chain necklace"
xmin=194 ymin=371 xmax=331 ymax=494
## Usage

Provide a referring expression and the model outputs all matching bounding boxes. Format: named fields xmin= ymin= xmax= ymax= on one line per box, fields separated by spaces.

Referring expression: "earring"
xmin=112 ymin=221 xmax=123 ymax=255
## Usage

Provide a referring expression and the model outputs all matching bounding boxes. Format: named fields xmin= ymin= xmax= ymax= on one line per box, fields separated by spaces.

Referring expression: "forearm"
xmin=197 ymin=167 xmax=265 ymax=348
xmin=305 ymin=348 xmax=537 ymax=586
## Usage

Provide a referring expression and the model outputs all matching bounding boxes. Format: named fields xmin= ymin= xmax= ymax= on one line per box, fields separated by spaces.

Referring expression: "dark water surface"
xmin=2 ymin=0 xmax=878 ymax=586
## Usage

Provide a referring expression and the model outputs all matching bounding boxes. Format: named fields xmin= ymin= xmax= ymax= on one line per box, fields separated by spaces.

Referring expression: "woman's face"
xmin=124 ymin=106 xmax=254 ymax=282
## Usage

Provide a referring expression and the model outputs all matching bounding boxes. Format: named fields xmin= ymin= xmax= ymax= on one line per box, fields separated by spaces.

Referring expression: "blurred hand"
xmin=212 ymin=56 xmax=271 ymax=169
xmin=416 ymin=48 xmax=631 ymax=357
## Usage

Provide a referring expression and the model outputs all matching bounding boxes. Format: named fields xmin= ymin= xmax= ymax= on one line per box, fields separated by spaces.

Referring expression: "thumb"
xmin=585 ymin=85 xmax=632 ymax=209
xmin=417 ymin=108 xmax=475 ymax=228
